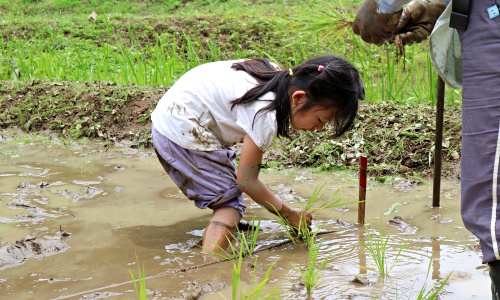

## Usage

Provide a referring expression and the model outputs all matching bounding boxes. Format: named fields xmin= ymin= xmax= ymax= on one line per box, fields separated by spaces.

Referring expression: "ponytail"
xmin=230 ymin=58 xmax=292 ymax=138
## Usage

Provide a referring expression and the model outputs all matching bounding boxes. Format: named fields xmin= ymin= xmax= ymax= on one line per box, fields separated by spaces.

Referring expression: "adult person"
xmin=352 ymin=1 xmax=500 ymax=298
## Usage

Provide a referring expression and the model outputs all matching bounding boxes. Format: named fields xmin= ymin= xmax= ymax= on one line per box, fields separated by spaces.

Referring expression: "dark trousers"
xmin=490 ymin=260 xmax=500 ymax=299
xmin=458 ymin=2 xmax=500 ymax=299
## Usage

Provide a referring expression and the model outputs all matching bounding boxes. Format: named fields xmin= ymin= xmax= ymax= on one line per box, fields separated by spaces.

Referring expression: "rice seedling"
xmin=272 ymin=182 xmax=358 ymax=245
xmin=358 ymin=226 xmax=407 ymax=276
xmin=301 ymin=182 xmax=358 ymax=213
xmin=230 ymin=248 xmax=243 ymax=300
xmin=201 ymin=215 xmax=262 ymax=260
xmin=128 ymin=255 xmax=148 ymax=300
xmin=239 ymin=216 xmax=262 ymax=259
xmin=292 ymin=236 xmax=331 ymax=294
xmin=239 ymin=258 xmax=278 ymax=300
xmin=412 ymin=256 xmax=453 ymax=300
xmin=218 ymin=231 xmax=279 ymax=300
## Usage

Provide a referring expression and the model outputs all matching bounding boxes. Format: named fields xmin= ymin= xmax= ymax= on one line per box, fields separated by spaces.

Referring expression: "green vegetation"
xmin=274 ymin=183 xmax=357 ymax=244
xmin=1 ymin=0 xmax=460 ymax=104
xmin=358 ymin=226 xmax=407 ymax=276
xmin=1 ymin=2 xmax=460 ymax=296
xmin=0 ymin=0 xmax=463 ymax=178
xmin=292 ymin=237 xmax=331 ymax=294
xmin=225 ymin=252 xmax=279 ymax=300
xmin=129 ymin=255 xmax=148 ymax=300
xmin=413 ymin=256 xmax=452 ymax=300
xmin=239 ymin=215 xmax=262 ymax=259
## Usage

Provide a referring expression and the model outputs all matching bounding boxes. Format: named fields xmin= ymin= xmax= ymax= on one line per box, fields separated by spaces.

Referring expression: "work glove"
xmin=276 ymin=204 xmax=313 ymax=232
xmin=394 ymin=0 xmax=447 ymax=45
xmin=352 ymin=0 xmax=403 ymax=45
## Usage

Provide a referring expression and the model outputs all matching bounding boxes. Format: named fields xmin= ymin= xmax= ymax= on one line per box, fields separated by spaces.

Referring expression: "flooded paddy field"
xmin=0 ymin=131 xmax=489 ymax=299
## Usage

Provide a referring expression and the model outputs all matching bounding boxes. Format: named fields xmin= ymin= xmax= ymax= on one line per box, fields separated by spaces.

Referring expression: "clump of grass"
xmin=291 ymin=0 xmax=354 ymax=43
xmin=358 ymin=226 xmax=407 ymax=276
xmin=292 ymin=236 xmax=331 ymax=294
xmin=128 ymin=255 xmax=148 ymax=300
xmin=413 ymin=255 xmax=453 ymax=300
xmin=239 ymin=216 xmax=262 ymax=258
xmin=239 ymin=258 xmax=278 ymax=299
xmin=202 ymin=215 xmax=262 ymax=260
xmin=211 ymin=223 xmax=278 ymax=300
xmin=274 ymin=182 xmax=358 ymax=245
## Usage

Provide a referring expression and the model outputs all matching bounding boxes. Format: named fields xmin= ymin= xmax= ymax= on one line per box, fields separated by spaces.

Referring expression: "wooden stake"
xmin=433 ymin=77 xmax=445 ymax=208
xmin=358 ymin=155 xmax=367 ymax=224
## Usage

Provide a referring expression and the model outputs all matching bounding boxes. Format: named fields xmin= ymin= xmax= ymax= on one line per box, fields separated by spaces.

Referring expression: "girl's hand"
xmin=277 ymin=204 xmax=312 ymax=232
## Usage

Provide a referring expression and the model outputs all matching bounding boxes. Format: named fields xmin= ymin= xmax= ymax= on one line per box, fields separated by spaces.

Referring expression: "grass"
xmin=239 ymin=216 xmax=262 ymax=259
xmin=273 ymin=182 xmax=358 ymax=244
xmin=201 ymin=215 xmax=262 ymax=260
xmin=0 ymin=0 xmax=461 ymax=105
xmin=200 ymin=218 xmax=278 ymax=300
xmin=358 ymin=225 xmax=407 ymax=276
xmin=292 ymin=236 xmax=331 ymax=294
xmin=0 ymin=0 xmax=464 ymax=174
xmin=129 ymin=255 xmax=148 ymax=300
xmin=412 ymin=256 xmax=453 ymax=300
xmin=229 ymin=255 xmax=279 ymax=300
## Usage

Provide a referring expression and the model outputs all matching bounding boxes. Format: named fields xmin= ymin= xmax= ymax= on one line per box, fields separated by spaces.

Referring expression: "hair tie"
xmin=288 ymin=68 xmax=293 ymax=76
xmin=318 ymin=65 xmax=324 ymax=73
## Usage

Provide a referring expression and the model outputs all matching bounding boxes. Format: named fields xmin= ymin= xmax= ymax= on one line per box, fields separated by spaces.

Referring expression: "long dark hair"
xmin=230 ymin=55 xmax=365 ymax=138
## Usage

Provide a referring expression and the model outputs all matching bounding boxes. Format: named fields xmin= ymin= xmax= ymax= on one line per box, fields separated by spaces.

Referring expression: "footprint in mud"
xmin=0 ymin=229 xmax=71 ymax=270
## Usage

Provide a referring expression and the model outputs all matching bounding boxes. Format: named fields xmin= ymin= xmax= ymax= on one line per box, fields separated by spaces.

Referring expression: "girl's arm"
xmin=237 ymin=134 xmax=312 ymax=229
xmin=237 ymin=134 xmax=282 ymax=212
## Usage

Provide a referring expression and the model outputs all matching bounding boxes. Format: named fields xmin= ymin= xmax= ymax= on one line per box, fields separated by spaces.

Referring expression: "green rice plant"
xmin=240 ymin=258 xmax=278 ymax=300
xmin=292 ymin=236 xmax=331 ymax=294
xmin=201 ymin=216 xmax=262 ymax=260
xmin=268 ymin=201 xmax=311 ymax=245
xmin=272 ymin=182 xmax=358 ymax=245
xmin=301 ymin=182 xmax=358 ymax=213
xmin=239 ymin=216 xmax=262 ymax=259
xmin=220 ymin=239 xmax=279 ymax=300
xmin=230 ymin=248 xmax=243 ymax=300
xmin=128 ymin=255 xmax=148 ymax=300
xmin=413 ymin=256 xmax=453 ymax=300
xmin=290 ymin=0 xmax=354 ymax=45
xmin=358 ymin=226 xmax=407 ymax=276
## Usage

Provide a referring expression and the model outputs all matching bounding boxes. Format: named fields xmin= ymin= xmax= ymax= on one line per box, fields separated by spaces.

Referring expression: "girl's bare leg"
xmin=202 ymin=206 xmax=241 ymax=254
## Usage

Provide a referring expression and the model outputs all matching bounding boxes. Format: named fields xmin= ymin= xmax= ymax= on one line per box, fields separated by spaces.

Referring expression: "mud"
xmin=0 ymin=130 xmax=489 ymax=300
xmin=0 ymin=229 xmax=71 ymax=271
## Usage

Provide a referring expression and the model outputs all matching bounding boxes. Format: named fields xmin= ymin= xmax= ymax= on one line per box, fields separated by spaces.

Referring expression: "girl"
xmin=151 ymin=55 xmax=364 ymax=253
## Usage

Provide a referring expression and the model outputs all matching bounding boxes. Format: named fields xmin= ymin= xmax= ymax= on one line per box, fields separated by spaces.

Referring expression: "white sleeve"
xmin=377 ymin=0 xmax=411 ymax=13
xmin=235 ymin=94 xmax=277 ymax=151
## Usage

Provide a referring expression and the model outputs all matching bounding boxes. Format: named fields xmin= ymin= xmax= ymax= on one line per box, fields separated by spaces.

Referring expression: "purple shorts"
xmin=152 ymin=125 xmax=246 ymax=216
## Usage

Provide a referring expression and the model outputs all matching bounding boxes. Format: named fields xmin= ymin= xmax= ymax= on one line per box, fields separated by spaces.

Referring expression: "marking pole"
xmin=358 ymin=155 xmax=367 ymax=224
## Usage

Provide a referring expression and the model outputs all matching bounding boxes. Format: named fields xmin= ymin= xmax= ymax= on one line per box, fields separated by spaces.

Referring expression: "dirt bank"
xmin=0 ymin=79 xmax=462 ymax=180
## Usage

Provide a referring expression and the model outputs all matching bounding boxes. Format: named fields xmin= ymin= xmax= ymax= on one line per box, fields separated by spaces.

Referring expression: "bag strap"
xmin=449 ymin=0 xmax=471 ymax=30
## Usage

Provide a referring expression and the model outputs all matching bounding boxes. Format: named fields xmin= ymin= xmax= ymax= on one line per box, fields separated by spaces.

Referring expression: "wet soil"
xmin=0 ymin=135 xmax=487 ymax=299
xmin=0 ymin=80 xmax=462 ymax=180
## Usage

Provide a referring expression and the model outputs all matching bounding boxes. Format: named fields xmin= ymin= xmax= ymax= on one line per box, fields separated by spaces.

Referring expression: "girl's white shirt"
xmin=151 ymin=60 xmax=278 ymax=151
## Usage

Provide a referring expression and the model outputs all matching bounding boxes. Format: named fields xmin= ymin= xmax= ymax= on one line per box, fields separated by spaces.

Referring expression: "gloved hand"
xmin=394 ymin=0 xmax=447 ymax=45
xmin=352 ymin=0 xmax=403 ymax=45
xmin=276 ymin=204 xmax=312 ymax=232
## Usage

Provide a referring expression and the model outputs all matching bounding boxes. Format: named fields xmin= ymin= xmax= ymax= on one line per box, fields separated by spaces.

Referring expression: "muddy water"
xmin=0 ymin=131 xmax=490 ymax=300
